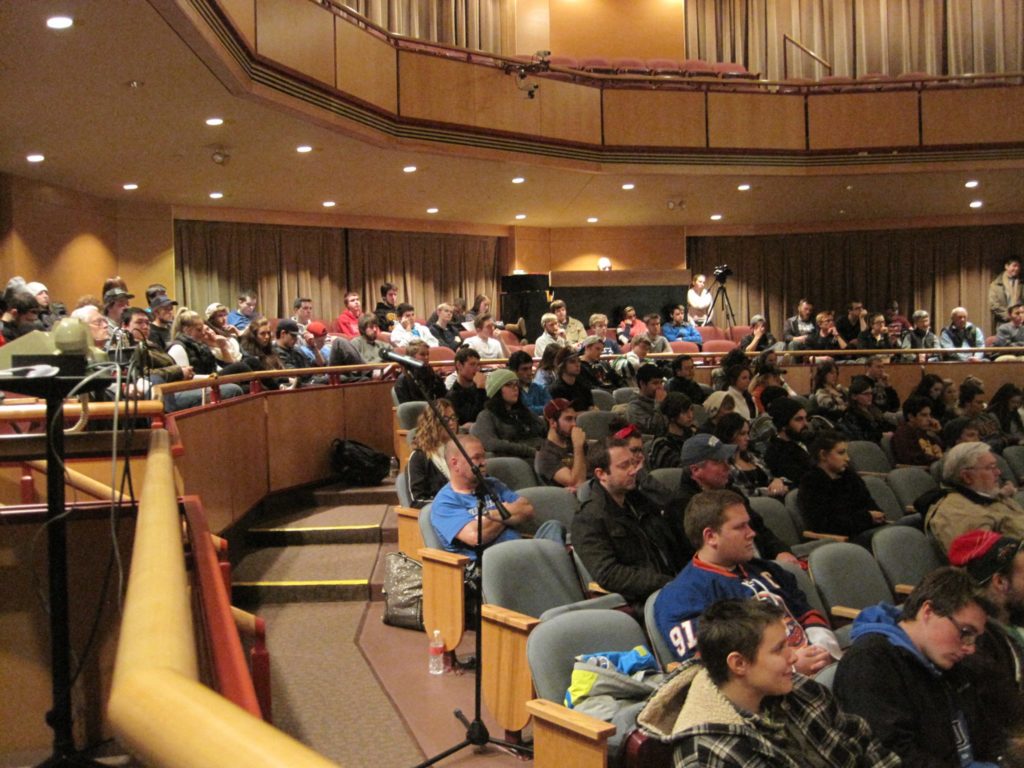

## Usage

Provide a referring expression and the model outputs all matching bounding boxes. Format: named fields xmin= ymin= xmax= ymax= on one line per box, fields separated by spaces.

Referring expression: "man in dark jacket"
xmin=834 ymin=567 xmax=1002 ymax=767
xmin=764 ymin=397 xmax=813 ymax=487
xmin=571 ymin=437 xmax=687 ymax=613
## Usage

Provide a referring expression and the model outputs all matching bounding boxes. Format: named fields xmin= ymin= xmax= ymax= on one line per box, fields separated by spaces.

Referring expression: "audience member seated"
xmin=428 ymin=302 xmax=462 ymax=351
xmin=714 ymin=413 xmax=787 ymax=499
xmin=942 ymin=417 xmax=983 ymax=450
xmin=987 ymin=383 xmax=1024 ymax=447
xmin=549 ymin=299 xmax=586 ymax=345
xmin=751 ymin=364 xmax=788 ymax=412
xmin=883 ymin=299 xmax=911 ymax=336
xmin=811 ymin=360 xmax=848 ymax=422
xmin=665 ymin=354 xmax=706 ymax=404
xmin=699 ymin=391 xmax=736 ymax=435
xmin=615 ymin=305 xmax=648 ymax=346
xmin=571 ymin=437 xmax=687 ymax=613
xmin=855 ymin=312 xmax=899 ymax=352
xmin=738 ymin=314 xmax=779 ymax=354
xmin=948 ymin=530 xmax=1024 ymax=750
xmin=534 ymin=312 xmax=567 ymax=358
xmin=70 ymin=305 xmax=109 ymax=349
xmin=226 ymin=290 xmax=257 ymax=331
xmin=507 ymin=350 xmax=549 ymax=415
xmin=336 ymin=291 xmax=363 ymax=338
xmin=989 ymin=257 xmax=1022 ymax=333
xmin=535 ymin=398 xmax=587 ymax=489
xmin=663 ymin=305 xmax=703 ymax=345
xmin=533 ymin=345 xmax=559 ymax=390
xmin=626 ymin=364 xmax=668 ymax=436
xmin=994 ymin=302 xmax=1024 ymax=359
xmin=578 ymin=335 xmax=621 ymax=392
xmin=654 ymin=489 xmax=837 ymax=666
xmin=892 ymin=395 xmax=944 ymax=466
xmin=926 ymin=442 xmax=1024 ymax=553
xmin=799 ymin=431 xmax=887 ymax=546
xmin=782 ymin=298 xmax=815 ymax=350
xmin=587 ymin=313 xmax=621 ymax=354
xmin=958 ymin=381 xmax=1012 ymax=453
xmin=351 ymin=313 xmax=393 ymax=364
xmin=643 ymin=313 xmax=672 ymax=354
xmin=686 ymin=273 xmax=712 ymax=326
xmin=272 ymin=319 xmax=318 ymax=385
xmin=764 ymin=397 xmax=813 ymax=487
xmin=390 ymin=303 xmax=439 ymax=348
xmin=838 ymin=376 xmax=892 ymax=444
xmin=148 ymin=295 xmax=177 ymax=351
xmin=447 ymin=347 xmax=486 ymax=427
xmin=238 ymin=317 xmax=288 ymax=390
xmin=0 ymin=288 xmax=40 ymax=342
xmin=864 ymin=355 xmax=901 ymax=416
xmin=803 ymin=311 xmax=847 ymax=353
xmin=114 ymin=307 xmax=204 ymax=411
xmin=835 ymin=301 xmax=868 ymax=345
xmin=710 ymin=348 xmax=748 ymax=392
xmin=298 ymin=321 xmax=330 ymax=366
xmin=393 ymin=339 xmax=446 ymax=403
xmin=614 ymin=334 xmax=655 ymax=388
xmin=548 ymin=347 xmax=594 ymax=411
xmin=724 ymin=364 xmax=756 ymax=420
xmin=405 ymin=398 xmax=456 ymax=508
xmin=463 ymin=313 xmax=508 ymax=360
xmin=27 ymin=281 xmax=64 ymax=331
xmin=648 ymin=393 xmax=697 ymax=470
xmin=834 ymin=568 xmax=1001 ymax=767
xmin=900 ymin=309 xmax=941 ymax=363
xmin=911 ymin=373 xmax=949 ymax=424
xmin=374 ymin=282 xmax=399 ymax=332
xmin=640 ymin=599 xmax=897 ymax=768
xmin=327 ymin=334 xmax=364 ymax=369
xmin=204 ymin=303 xmax=243 ymax=364
xmin=430 ymin=436 xmax=543 ymax=559
xmin=464 ymin=294 xmax=525 ymax=338
xmin=167 ymin=308 xmax=249 ymax=379
xmin=470 ymin=369 xmax=545 ymax=459
xmin=940 ymin=306 xmax=987 ymax=361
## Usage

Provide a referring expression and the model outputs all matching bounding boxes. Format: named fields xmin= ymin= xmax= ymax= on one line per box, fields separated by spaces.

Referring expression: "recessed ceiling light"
xmin=46 ymin=16 xmax=73 ymax=29
xmin=322 ymin=201 xmax=336 ymax=208
xmin=845 ymin=185 xmax=854 ymax=191
xmin=710 ymin=214 xmax=723 ymax=221
xmin=964 ymin=180 xmax=979 ymax=189
xmin=969 ymin=200 xmax=984 ymax=209
xmin=586 ymin=217 xmax=598 ymax=223
xmin=621 ymin=183 xmax=635 ymax=191
xmin=512 ymin=177 xmax=526 ymax=184
xmin=123 ymin=183 xmax=138 ymax=191
xmin=426 ymin=207 xmax=439 ymax=214
xmin=209 ymin=192 xmax=224 ymax=200
xmin=205 ymin=117 xmax=224 ymax=126
xmin=296 ymin=145 xmax=313 ymax=154
xmin=515 ymin=214 xmax=527 ymax=220
xmin=839 ymin=209 xmax=846 ymax=214
xmin=403 ymin=165 xmax=417 ymax=173
xmin=26 ymin=154 xmax=45 ymax=163
xmin=737 ymin=183 xmax=751 ymax=191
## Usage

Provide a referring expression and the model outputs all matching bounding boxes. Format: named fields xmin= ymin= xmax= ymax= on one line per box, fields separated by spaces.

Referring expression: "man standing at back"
xmin=989 ymin=257 xmax=1022 ymax=333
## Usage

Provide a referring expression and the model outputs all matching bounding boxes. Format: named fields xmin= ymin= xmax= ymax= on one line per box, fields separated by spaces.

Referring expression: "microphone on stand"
xmin=380 ymin=349 xmax=426 ymax=370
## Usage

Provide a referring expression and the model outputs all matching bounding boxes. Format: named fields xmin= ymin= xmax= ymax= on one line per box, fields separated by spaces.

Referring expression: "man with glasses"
xmin=926 ymin=442 xmax=1024 ymax=554
xmin=835 ymin=567 xmax=1001 ymax=767
xmin=226 ymin=290 xmax=257 ymax=331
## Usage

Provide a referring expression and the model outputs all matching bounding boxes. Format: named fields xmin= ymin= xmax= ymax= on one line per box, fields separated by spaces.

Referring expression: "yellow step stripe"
xmin=248 ymin=524 xmax=379 ymax=532
xmin=233 ymin=579 xmax=369 ymax=587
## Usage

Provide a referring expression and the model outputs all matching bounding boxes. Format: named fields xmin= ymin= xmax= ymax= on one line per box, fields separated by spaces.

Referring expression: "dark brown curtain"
xmin=174 ymin=219 xmax=505 ymax=323
xmin=687 ymin=224 xmax=1024 ymax=335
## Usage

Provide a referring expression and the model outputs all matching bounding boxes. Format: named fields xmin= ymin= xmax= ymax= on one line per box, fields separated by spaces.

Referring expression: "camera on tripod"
xmin=713 ymin=264 xmax=733 ymax=282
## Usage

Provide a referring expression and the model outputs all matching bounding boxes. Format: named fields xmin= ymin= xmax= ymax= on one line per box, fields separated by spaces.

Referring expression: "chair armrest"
xmin=856 ymin=471 xmax=888 ymax=478
xmin=419 ymin=547 xmax=469 ymax=652
xmin=481 ymin=605 xmax=542 ymax=734
xmin=588 ymin=582 xmax=611 ymax=596
xmin=526 ymin=699 xmax=615 ymax=768
xmin=395 ymin=506 xmax=424 ymax=561
xmin=830 ymin=605 xmax=861 ymax=621
xmin=538 ymin=593 xmax=627 ymax=621
xmin=802 ymin=530 xmax=848 ymax=542
xmin=894 ymin=583 xmax=915 ymax=596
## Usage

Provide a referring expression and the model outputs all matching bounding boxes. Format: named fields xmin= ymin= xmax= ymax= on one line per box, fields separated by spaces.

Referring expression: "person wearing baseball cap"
xmin=148 ymin=295 xmax=179 ymax=350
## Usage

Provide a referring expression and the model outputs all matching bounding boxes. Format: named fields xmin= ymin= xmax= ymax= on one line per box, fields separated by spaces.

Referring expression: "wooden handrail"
xmin=25 ymin=460 xmax=124 ymax=503
xmin=0 ymin=400 xmax=165 ymax=422
xmin=783 ymin=33 xmax=833 ymax=79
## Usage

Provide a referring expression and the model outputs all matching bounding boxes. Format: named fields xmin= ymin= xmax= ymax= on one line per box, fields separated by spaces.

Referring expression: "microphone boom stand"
xmin=384 ymin=352 xmax=532 ymax=766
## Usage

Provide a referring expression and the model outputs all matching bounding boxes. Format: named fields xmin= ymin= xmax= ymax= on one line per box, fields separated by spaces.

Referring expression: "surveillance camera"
xmin=527 ymin=84 xmax=539 ymax=99
xmin=211 ymin=150 xmax=229 ymax=165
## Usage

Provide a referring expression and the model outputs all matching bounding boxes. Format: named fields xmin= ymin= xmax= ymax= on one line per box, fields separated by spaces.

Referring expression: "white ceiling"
xmin=1 ymin=0 xmax=1022 ymax=232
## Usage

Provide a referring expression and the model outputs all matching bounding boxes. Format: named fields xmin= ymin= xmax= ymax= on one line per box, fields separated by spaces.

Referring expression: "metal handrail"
xmin=783 ymin=33 xmax=833 ymax=80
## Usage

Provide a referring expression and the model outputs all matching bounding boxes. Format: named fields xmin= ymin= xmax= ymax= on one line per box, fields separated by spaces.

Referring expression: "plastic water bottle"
xmin=389 ymin=456 xmax=400 ymax=480
xmin=428 ymin=630 xmax=445 ymax=675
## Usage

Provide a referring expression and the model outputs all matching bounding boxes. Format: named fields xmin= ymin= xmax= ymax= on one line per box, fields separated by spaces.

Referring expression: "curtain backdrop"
xmin=174 ymin=220 xmax=505 ymax=324
xmin=684 ymin=0 xmax=1021 ymax=80
xmin=342 ymin=0 xmax=502 ymax=52
xmin=686 ymin=225 xmax=1024 ymax=336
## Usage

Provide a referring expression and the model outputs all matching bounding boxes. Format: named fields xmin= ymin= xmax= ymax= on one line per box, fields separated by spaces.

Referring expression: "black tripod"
xmin=384 ymin=351 xmax=532 ymax=766
xmin=706 ymin=278 xmax=737 ymax=329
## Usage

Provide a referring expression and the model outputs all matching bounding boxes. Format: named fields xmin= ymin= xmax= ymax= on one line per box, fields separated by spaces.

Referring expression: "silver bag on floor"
xmin=382 ymin=552 xmax=424 ymax=630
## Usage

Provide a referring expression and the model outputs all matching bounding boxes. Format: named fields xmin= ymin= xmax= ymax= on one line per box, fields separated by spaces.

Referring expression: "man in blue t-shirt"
xmin=430 ymin=436 xmax=536 ymax=559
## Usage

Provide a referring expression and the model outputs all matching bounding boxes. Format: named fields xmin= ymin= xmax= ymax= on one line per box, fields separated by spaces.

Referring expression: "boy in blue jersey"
xmin=654 ymin=489 xmax=839 ymax=674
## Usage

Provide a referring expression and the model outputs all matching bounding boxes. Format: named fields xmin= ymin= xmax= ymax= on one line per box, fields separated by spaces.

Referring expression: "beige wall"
xmin=548 ymin=0 xmax=684 ymax=60
xmin=0 ymin=174 xmax=174 ymax=308
xmin=511 ymin=225 xmax=687 ymax=274
xmin=514 ymin=0 xmax=551 ymax=57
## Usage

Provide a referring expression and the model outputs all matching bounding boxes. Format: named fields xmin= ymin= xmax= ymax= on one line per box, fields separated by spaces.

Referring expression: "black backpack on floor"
xmin=330 ymin=439 xmax=391 ymax=486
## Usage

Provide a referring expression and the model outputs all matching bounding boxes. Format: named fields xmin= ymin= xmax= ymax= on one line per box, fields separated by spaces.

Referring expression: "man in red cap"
xmin=949 ymin=529 xmax=1024 ymax=750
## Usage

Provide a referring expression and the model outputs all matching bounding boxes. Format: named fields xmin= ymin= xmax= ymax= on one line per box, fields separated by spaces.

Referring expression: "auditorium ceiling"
xmin=2 ymin=0 xmax=1022 ymax=234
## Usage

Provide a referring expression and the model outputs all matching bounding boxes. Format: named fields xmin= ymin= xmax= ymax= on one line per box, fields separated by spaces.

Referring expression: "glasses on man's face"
xmin=943 ymin=614 xmax=980 ymax=647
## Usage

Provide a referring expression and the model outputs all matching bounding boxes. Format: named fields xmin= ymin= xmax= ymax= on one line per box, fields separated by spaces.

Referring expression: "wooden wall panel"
xmin=336 ymin=19 xmax=398 ymax=113
xmin=266 ymin=386 xmax=348 ymax=492
xmin=922 ymin=87 xmax=1024 ymax=146
xmin=603 ymin=90 xmax=706 ymax=148
xmin=256 ymin=0 xmax=335 ymax=86
xmin=537 ymin=78 xmax=602 ymax=145
xmin=341 ymin=381 xmax=395 ymax=456
xmin=808 ymin=92 xmax=919 ymax=150
xmin=708 ymin=93 xmax=805 ymax=150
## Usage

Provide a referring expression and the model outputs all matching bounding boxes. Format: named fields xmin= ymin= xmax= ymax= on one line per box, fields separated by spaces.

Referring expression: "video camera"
xmin=713 ymin=264 xmax=733 ymax=282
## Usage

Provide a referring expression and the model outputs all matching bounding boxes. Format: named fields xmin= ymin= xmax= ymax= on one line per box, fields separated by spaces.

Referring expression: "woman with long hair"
xmin=724 ymin=364 xmax=755 ymax=420
xmin=167 ymin=308 xmax=246 ymax=399
xmin=812 ymin=361 xmax=848 ymax=420
xmin=986 ymin=382 xmax=1024 ymax=445
xmin=406 ymin=399 xmax=456 ymax=508
xmin=238 ymin=317 xmax=287 ymax=389
xmin=686 ymin=273 xmax=712 ymax=326
xmin=714 ymin=412 xmax=787 ymax=498
xmin=470 ymin=369 xmax=545 ymax=458
xmin=911 ymin=373 xmax=948 ymax=423
xmin=533 ymin=343 xmax=560 ymax=390
xmin=205 ymin=302 xmax=243 ymax=363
